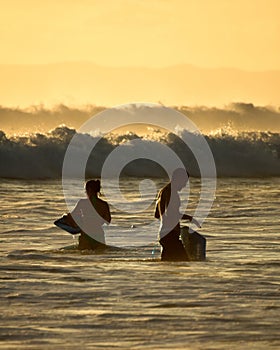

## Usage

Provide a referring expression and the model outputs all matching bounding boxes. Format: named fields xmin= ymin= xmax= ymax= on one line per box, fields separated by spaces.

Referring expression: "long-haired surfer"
xmin=71 ymin=179 xmax=111 ymax=250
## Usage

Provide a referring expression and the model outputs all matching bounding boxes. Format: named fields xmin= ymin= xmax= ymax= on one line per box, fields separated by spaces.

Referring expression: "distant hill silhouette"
xmin=0 ymin=62 xmax=279 ymax=106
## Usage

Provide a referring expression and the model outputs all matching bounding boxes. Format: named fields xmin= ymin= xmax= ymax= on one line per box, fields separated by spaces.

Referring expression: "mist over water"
xmin=1 ymin=102 xmax=280 ymax=178
xmin=1 ymin=102 xmax=280 ymax=135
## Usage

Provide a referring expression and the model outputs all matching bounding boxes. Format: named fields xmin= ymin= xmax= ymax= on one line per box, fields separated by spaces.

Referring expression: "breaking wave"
xmin=0 ymin=125 xmax=279 ymax=178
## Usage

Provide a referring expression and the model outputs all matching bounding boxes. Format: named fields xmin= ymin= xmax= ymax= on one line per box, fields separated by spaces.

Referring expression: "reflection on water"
xmin=0 ymin=178 xmax=280 ymax=349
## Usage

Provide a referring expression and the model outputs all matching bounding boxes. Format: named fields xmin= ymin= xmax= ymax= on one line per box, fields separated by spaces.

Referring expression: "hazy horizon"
xmin=1 ymin=61 xmax=279 ymax=108
xmin=1 ymin=102 xmax=280 ymax=136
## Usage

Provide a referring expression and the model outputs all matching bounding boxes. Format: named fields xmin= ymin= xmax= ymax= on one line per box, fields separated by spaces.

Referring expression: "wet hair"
xmin=85 ymin=179 xmax=101 ymax=195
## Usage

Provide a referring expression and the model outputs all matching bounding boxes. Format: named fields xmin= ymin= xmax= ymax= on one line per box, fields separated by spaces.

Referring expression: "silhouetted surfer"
xmin=71 ymin=180 xmax=111 ymax=250
xmin=154 ymin=168 xmax=200 ymax=261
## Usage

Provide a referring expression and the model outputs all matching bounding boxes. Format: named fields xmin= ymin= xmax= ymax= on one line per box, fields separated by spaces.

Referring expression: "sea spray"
xmin=0 ymin=126 xmax=279 ymax=178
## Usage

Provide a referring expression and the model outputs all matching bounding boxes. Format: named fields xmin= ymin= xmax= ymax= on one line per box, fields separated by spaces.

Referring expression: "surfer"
xmin=71 ymin=179 xmax=111 ymax=250
xmin=154 ymin=168 xmax=200 ymax=261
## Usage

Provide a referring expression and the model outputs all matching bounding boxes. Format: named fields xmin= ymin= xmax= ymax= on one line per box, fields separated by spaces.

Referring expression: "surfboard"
xmin=54 ymin=214 xmax=125 ymax=252
xmin=180 ymin=226 xmax=206 ymax=261
xmin=54 ymin=215 xmax=81 ymax=234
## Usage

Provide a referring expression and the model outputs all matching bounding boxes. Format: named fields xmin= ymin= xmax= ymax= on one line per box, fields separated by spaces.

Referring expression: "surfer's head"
xmin=85 ymin=179 xmax=101 ymax=197
xmin=171 ymin=168 xmax=189 ymax=191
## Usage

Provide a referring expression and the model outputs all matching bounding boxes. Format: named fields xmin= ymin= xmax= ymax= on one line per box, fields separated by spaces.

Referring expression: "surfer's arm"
xmin=181 ymin=214 xmax=201 ymax=228
xmin=103 ymin=203 xmax=111 ymax=224
xmin=96 ymin=200 xmax=111 ymax=224
xmin=182 ymin=214 xmax=192 ymax=221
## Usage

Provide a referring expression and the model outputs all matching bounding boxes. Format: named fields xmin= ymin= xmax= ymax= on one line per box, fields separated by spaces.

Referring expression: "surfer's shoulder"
xmin=95 ymin=197 xmax=110 ymax=211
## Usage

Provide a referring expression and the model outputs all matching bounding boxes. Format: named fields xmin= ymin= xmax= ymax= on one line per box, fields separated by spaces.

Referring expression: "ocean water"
xmin=0 ymin=177 xmax=279 ymax=349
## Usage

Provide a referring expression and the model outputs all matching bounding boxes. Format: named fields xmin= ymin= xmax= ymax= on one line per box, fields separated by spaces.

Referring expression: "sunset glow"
xmin=1 ymin=0 xmax=279 ymax=70
xmin=0 ymin=0 xmax=279 ymax=107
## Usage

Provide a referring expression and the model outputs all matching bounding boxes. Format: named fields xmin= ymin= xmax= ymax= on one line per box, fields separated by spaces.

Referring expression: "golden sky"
xmin=1 ymin=0 xmax=280 ymax=70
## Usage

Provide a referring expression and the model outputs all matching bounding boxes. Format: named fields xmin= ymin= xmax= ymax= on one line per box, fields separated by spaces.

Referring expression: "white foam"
xmin=0 ymin=126 xmax=279 ymax=178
